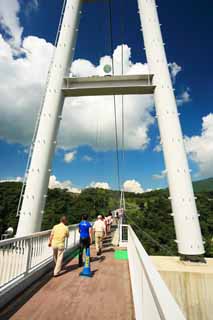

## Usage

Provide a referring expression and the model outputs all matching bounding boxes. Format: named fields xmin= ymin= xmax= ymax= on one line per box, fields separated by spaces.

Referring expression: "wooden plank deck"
xmin=10 ymin=247 xmax=134 ymax=320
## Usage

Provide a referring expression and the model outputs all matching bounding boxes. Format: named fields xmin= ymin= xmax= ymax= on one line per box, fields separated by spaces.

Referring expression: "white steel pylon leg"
xmin=137 ymin=0 xmax=204 ymax=256
xmin=16 ymin=0 xmax=82 ymax=236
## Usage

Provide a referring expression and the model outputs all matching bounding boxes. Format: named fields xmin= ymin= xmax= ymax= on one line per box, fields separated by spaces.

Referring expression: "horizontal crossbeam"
xmin=62 ymin=74 xmax=155 ymax=97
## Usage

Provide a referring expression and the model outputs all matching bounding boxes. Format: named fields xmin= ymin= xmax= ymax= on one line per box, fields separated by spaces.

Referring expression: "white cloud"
xmin=0 ymin=176 xmax=22 ymax=183
xmin=0 ymin=3 xmax=192 ymax=160
xmin=153 ymin=136 xmax=162 ymax=153
xmin=0 ymin=0 xmax=23 ymax=48
xmin=168 ymin=62 xmax=191 ymax=107
xmin=152 ymin=169 xmax=167 ymax=180
xmin=71 ymin=59 xmax=96 ymax=77
xmin=153 ymin=144 xmax=162 ymax=153
xmin=82 ymin=155 xmax=93 ymax=162
xmin=177 ymin=88 xmax=191 ymax=106
xmin=123 ymin=179 xmax=144 ymax=194
xmin=23 ymin=0 xmax=39 ymax=13
xmin=168 ymin=62 xmax=182 ymax=83
xmin=185 ymin=113 xmax=213 ymax=178
xmin=64 ymin=150 xmax=77 ymax=163
xmin=49 ymin=175 xmax=81 ymax=193
xmin=0 ymin=34 xmax=54 ymax=144
xmin=0 ymin=38 xmax=154 ymax=151
xmin=89 ymin=182 xmax=110 ymax=190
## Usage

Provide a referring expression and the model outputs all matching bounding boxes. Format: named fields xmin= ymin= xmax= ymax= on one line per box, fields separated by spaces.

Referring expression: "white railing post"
xmin=65 ymin=237 xmax=68 ymax=250
xmin=74 ymin=228 xmax=77 ymax=246
xmin=25 ymin=238 xmax=32 ymax=274
xmin=119 ymin=221 xmax=122 ymax=243
xmin=119 ymin=217 xmax=123 ymax=245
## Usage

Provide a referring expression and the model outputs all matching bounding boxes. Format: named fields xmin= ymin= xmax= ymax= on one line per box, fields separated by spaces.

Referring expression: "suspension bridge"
xmin=0 ymin=0 xmax=212 ymax=319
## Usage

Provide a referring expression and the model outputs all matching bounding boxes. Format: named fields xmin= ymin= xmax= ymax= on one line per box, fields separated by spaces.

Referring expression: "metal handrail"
xmin=0 ymin=224 xmax=79 ymax=295
xmin=1 ymin=224 xmax=186 ymax=319
xmin=127 ymin=226 xmax=186 ymax=320
xmin=0 ymin=224 xmax=78 ymax=246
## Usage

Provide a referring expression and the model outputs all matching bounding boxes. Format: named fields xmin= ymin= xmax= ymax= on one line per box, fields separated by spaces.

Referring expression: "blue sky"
xmin=0 ymin=0 xmax=212 ymax=193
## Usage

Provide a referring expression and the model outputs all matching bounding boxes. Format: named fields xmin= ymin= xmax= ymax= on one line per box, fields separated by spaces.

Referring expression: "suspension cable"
xmin=108 ymin=0 xmax=114 ymax=74
xmin=121 ymin=0 xmax=125 ymax=165
xmin=120 ymin=0 xmax=126 ymax=210
xmin=107 ymin=3 xmax=170 ymax=255
xmin=125 ymin=210 xmax=173 ymax=256
xmin=108 ymin=0 xmax=121 ymax=192
xmin=113 ymin=95 xmax=121 ymax=191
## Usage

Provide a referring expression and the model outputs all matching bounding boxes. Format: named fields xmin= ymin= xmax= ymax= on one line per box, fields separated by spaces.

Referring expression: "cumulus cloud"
xmin=22 ymin=0 xmax=39 ymax=14
xmin=153 ymin=136 xmax=162 ymax=153
xmin=123 ymin=179 xmax=144 ymax=194
xmin=0 ymin=4 xmax=191 ymax=156
xmin=82 ymin=155 xmax=93 ymax=162
xmin=0 ymin=39 xmax=154 ymax=151
xmin=89 ymin=182 xmax=110 ymax=190
xmin=49 ymin=175 xmax=81 ymax=193
xmin=152 ymin=170 xmax=167 ymax=180
xmin=153 ymin=144 xmax=162 ymax=153
xmin=185 ymin=113 xmax=213 ymax=178
xmin=64 ymin=150 xmax=77 ymax=163
xmin=71 ymin=59 xmax=96 ymax=77
xmin=168 ymin=62 xmax=182 ymax=83
xmin=177 ymin=88 xmax=191 ymax=106
xmin=0 ymin=176 xmax=22 ymax=183
xmin=0 ymin=0 xmax=23 ymax=48
xmin=0 ymin=34 xmax=54 ymax=144
xmin=168 ymin=62 xmax=191 ymax=107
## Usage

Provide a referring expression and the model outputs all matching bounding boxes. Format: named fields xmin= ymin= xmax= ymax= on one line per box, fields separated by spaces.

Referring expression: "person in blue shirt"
xmin=78 ymin=214 xmax=92 ymax=266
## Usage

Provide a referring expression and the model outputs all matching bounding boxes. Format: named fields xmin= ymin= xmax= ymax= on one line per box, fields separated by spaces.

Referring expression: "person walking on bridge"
xmin=93 ymin=215 xmax=106 ymax=256
xmin=48 ymin=216 xmax=69 ymax=277
xmin=78 ymin=214 xmax=93 ymax=266
xmin=106 ymin=211 xmax=113 ymax=234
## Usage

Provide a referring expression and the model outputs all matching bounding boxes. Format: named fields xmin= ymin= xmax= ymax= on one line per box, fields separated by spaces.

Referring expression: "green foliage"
xmin=125 ymin=190 xmax=178 ymax=256
xmin=0 ymin=182 xmax=213 ymax=257
xmin=0 ymin=182 xmax=21 ymax=235
xmin=193 ymin=178 xmax=213 ymax=192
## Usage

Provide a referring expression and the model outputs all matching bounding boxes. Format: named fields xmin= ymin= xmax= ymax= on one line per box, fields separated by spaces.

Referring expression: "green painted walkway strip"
xmin=114 ymin=250 xmax=128 ymax=260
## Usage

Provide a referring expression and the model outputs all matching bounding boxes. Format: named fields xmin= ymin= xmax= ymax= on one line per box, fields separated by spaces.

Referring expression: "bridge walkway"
xmin=9 ymin=246 xmax=134 ymax=320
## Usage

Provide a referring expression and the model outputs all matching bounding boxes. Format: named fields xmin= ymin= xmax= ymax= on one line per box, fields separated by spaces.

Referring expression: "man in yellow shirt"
xmin=93 ymin=215 xmax=106 ymax=256
xmin=48 ymin=216 xmax=69 ymax=276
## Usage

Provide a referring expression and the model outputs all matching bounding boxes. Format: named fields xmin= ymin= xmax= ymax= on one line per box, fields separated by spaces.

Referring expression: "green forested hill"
xmin=0 ymin=181 xmax=213 ymax=257
xmin=193 ymin=178 xmax=213 ymax=192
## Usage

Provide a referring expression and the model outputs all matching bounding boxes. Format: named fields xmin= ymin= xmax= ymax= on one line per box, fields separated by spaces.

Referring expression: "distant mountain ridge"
xmin=193 ymin=178 xmax=213 ymax=192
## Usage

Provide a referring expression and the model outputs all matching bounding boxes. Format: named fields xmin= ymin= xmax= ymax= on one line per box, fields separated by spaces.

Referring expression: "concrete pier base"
xmin=151 ymin=256 xmax=213 ymax=320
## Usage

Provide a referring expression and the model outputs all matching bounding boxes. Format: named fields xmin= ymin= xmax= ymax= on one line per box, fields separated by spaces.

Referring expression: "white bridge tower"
xmin=16 ymin=0 xmax=205 ymax=259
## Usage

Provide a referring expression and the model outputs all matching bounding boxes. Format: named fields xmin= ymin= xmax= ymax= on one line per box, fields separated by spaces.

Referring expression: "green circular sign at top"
xmin=103 ymin=64 xmax=112 ymax=74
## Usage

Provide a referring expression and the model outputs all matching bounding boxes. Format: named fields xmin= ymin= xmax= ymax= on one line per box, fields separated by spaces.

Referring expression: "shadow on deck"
xmin=1 ymin=246 xmax=134 ymax=320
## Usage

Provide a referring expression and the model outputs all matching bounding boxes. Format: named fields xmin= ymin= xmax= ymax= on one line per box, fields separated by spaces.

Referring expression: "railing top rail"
xmin=128 ymin=226 xmax=186 ymax=320
xmin=0 ymin=224 xmax=78 ymax=246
